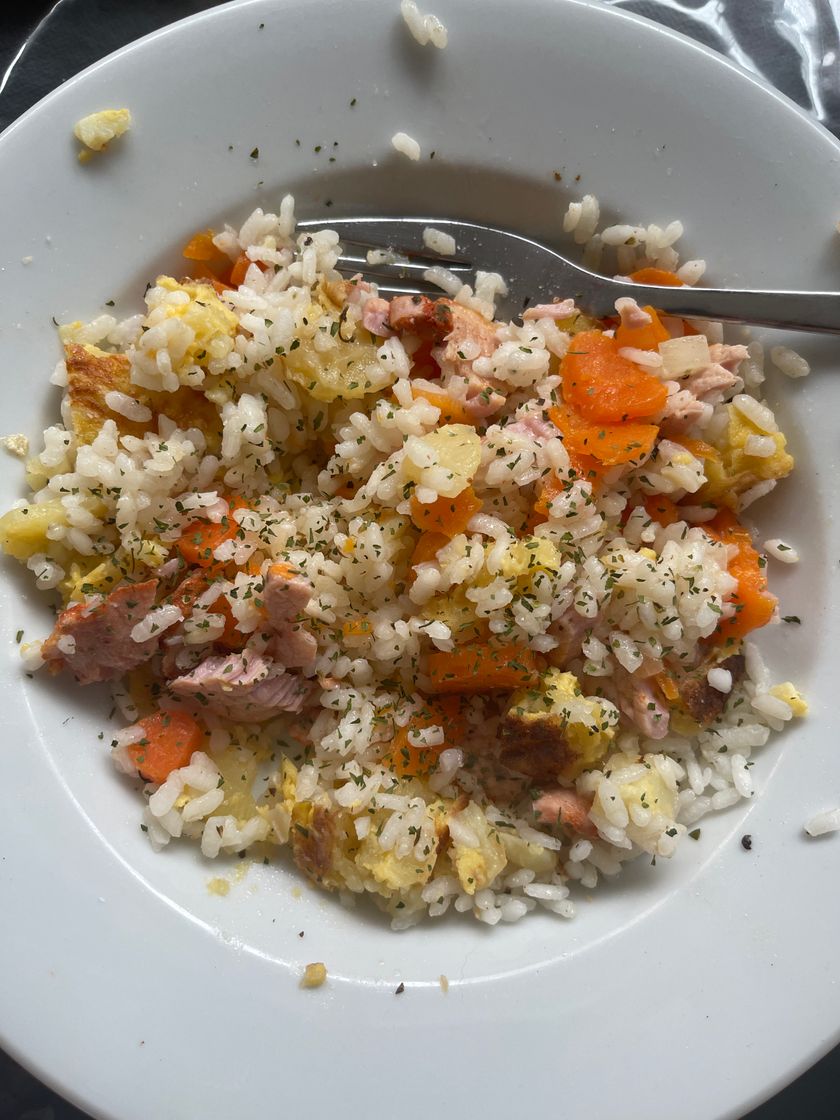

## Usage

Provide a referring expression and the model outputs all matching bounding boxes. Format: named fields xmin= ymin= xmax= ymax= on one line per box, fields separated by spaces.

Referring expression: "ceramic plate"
xmin=1 ymin=1 xmax=839 ymax=1117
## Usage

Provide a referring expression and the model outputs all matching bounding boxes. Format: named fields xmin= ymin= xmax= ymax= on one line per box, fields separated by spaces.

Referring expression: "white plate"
xmin=1 ymin=1 xmax=839 ymax=1117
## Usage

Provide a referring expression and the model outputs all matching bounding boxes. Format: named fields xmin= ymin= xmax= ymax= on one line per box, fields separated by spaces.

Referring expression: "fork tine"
xmin=333 ymin=264 xmax=443 ymax=296
xmin=335 ymin=251 xmax=472 ymax=275
xmin=333 ymin=238 xmax=472 ymax=269
xmin=371 ymin=282 xmax=438 ymax=297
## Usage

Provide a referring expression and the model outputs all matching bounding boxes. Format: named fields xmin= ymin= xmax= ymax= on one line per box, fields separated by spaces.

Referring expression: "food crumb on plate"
xmin=770 ymin=344 xmax=810 ymax=379
xmin=439 ymin=974 xmax=449 ymax=993
xmin=301 ymin=962 xmax=327 ymax=988
xmin=804 ymin=809 xmax=840 ymax=837
xmin=740 ymin=834 xmax=752 ymax=851
xmin=74 ymin=108 xmax=132 ymax=160
xmin=0 ymin=434 xmax=28 ymax=458
xmin=763 ymin=539 xmax=799 ymax=564
xmin=207 ymin=877 xmax=230 ymax=896
xmin=400 ymin=0 xmax=448 ymax=48
xmin=391 ymin=130 xmax=421 ymax=160
xmin=394 ymin=981 xmax=405 ymax=995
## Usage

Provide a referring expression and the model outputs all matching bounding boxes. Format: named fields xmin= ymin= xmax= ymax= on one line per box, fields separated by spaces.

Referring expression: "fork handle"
xmin=610 ymin=283 xmax=840 ymax=335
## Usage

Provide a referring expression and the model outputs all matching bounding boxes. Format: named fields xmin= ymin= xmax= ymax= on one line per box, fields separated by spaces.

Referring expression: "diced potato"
xmin=0 ymin=499 xmax=66 ymax=561
xmin=450 ymin=801 xmax=507 ymax=895
xmin=618 ymin=763 xmax=677 ymax=821
xmin=658 ymin=335 xmax=711 ymax=377
xmin=497 ymin=537 xmax=561 ymax=580
xmin=404 ymin=424 xmax=482 ymax=498
xmin=284 ymin=302 xmax=392 ymax=402
xmin=499 ymin=830 xmax=558 ymax=874
xmin=421 ymin=589 xmax=484 ymax=644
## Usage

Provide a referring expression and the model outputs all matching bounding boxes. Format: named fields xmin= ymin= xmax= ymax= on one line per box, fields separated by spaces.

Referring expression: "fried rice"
xmin=0 ymin=195 xmax=806 ymax=928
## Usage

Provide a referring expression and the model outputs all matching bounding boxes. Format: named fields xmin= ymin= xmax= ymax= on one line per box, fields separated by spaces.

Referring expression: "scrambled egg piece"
xmin=59 ymin=558 xmax=123 ymax=602
xmin=501 ymin=669 xmax=618 ymax=782
xmin=74 ymin=108 xmax=131 ymax=159
xmin=300 ymin=963 xmax=327 ymax=989
xmin=62 ymin=342 xmax=221 ymax=448
xmin=699 ymin=404 xmax=794 ymax=507
xmin=153 ymin=277 xmax=238 ymax=376
xmin=450 ymin=801 xmax=507 ymax=895
xmin=1 ymin=434 xmax=28 ymax=458
xmin=355 ymin=818 xmax=440 ymax=894
xmin=769 ymin=682 xmax=808 ymax=717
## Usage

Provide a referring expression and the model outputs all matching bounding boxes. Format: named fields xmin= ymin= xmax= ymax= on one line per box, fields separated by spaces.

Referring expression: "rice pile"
xmin=0 ymin=192 xmax=807 ymax=929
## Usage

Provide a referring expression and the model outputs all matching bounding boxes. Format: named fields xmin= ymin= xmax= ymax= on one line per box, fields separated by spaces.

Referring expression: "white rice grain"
xmin=391 ymin=131 xmax=421 ymax=161
xmin=422 ymin=227 xmax=457 ymax=256
xmin=764 ymin=538 xmax=799 ymax=564
xmin=104 ymin=391 xmax=153 ymax=423
xmin=400 ymin=0 xmax=448 ymax=47
xmin=805 ymin=809 xmax=840 ymax=837
xmin=770 ymin=345 xmax=810 ymax=379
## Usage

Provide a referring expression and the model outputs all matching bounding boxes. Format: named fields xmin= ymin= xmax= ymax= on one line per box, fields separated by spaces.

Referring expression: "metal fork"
xmin=297 ymin=216 xmax=840 ymax=334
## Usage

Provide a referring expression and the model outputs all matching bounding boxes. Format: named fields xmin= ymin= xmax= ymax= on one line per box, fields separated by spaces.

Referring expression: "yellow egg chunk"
xmin=699 ymin=404 xmax=793 ymax=507
xmin=153 ymin=277 xmax=238 ymax=376
xmin=500 ymin=669 xmax=618 ymax=782
xmin=300 ymin=963 xmax=327 ymax=989
xmin=74 ymin=108 xmax=131 ymax=154
xmin=769 ymin=682 xmax=808 ymax=717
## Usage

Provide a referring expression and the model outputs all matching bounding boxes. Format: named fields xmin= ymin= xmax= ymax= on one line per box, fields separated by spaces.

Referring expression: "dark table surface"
xmin=1 ymin=3 xmax=838 ymax=1118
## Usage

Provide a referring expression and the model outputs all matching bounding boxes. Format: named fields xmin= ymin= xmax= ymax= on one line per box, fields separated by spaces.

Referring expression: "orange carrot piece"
xmin=614 ymin=305 xmax=671 ymax=352
xmin=426 ymin=642 xmax=539 ymax=694
xmin=654 ymin=672 xmax=680 ymax=703
xmin=127 ymin=710 xmax=204 ymax=785
xmin=182 ymin=229 xmax=221 ymax=262
xmin=410 ymin=531 xmax=449 ymax=568
xmin=342 ymin=618 xmax=372 ymax=638
xmin=410 ymin=485 xmax=482 ymax=537
xmin=561 ymin=330 xmax=668 ymax=421
xmin=548 ymin=403 xmax=658 ymax=467
xmin=628 ymin=267 xmax=683 ymax=287
xmin=704 ymin=510 xmax=777 ymax=640
xmin=335 ymin=477 xmax=361 ymax=499
xmin=229 ymin=253 xmax=252 ymax=289
xmin=214 ymin=595 xmax=249 ymax=651
xmin=411 ymin=386 xmax=474 ymax=425
xmin=176 ymin=499 xmax=247 ymax=568
xmin=671 ymin=437 xmax=721 ymax=463
xmin=642 ymin=494 xmax=681 ymax=527
xmin=385 ymin=697 xmax=467 ymax=778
